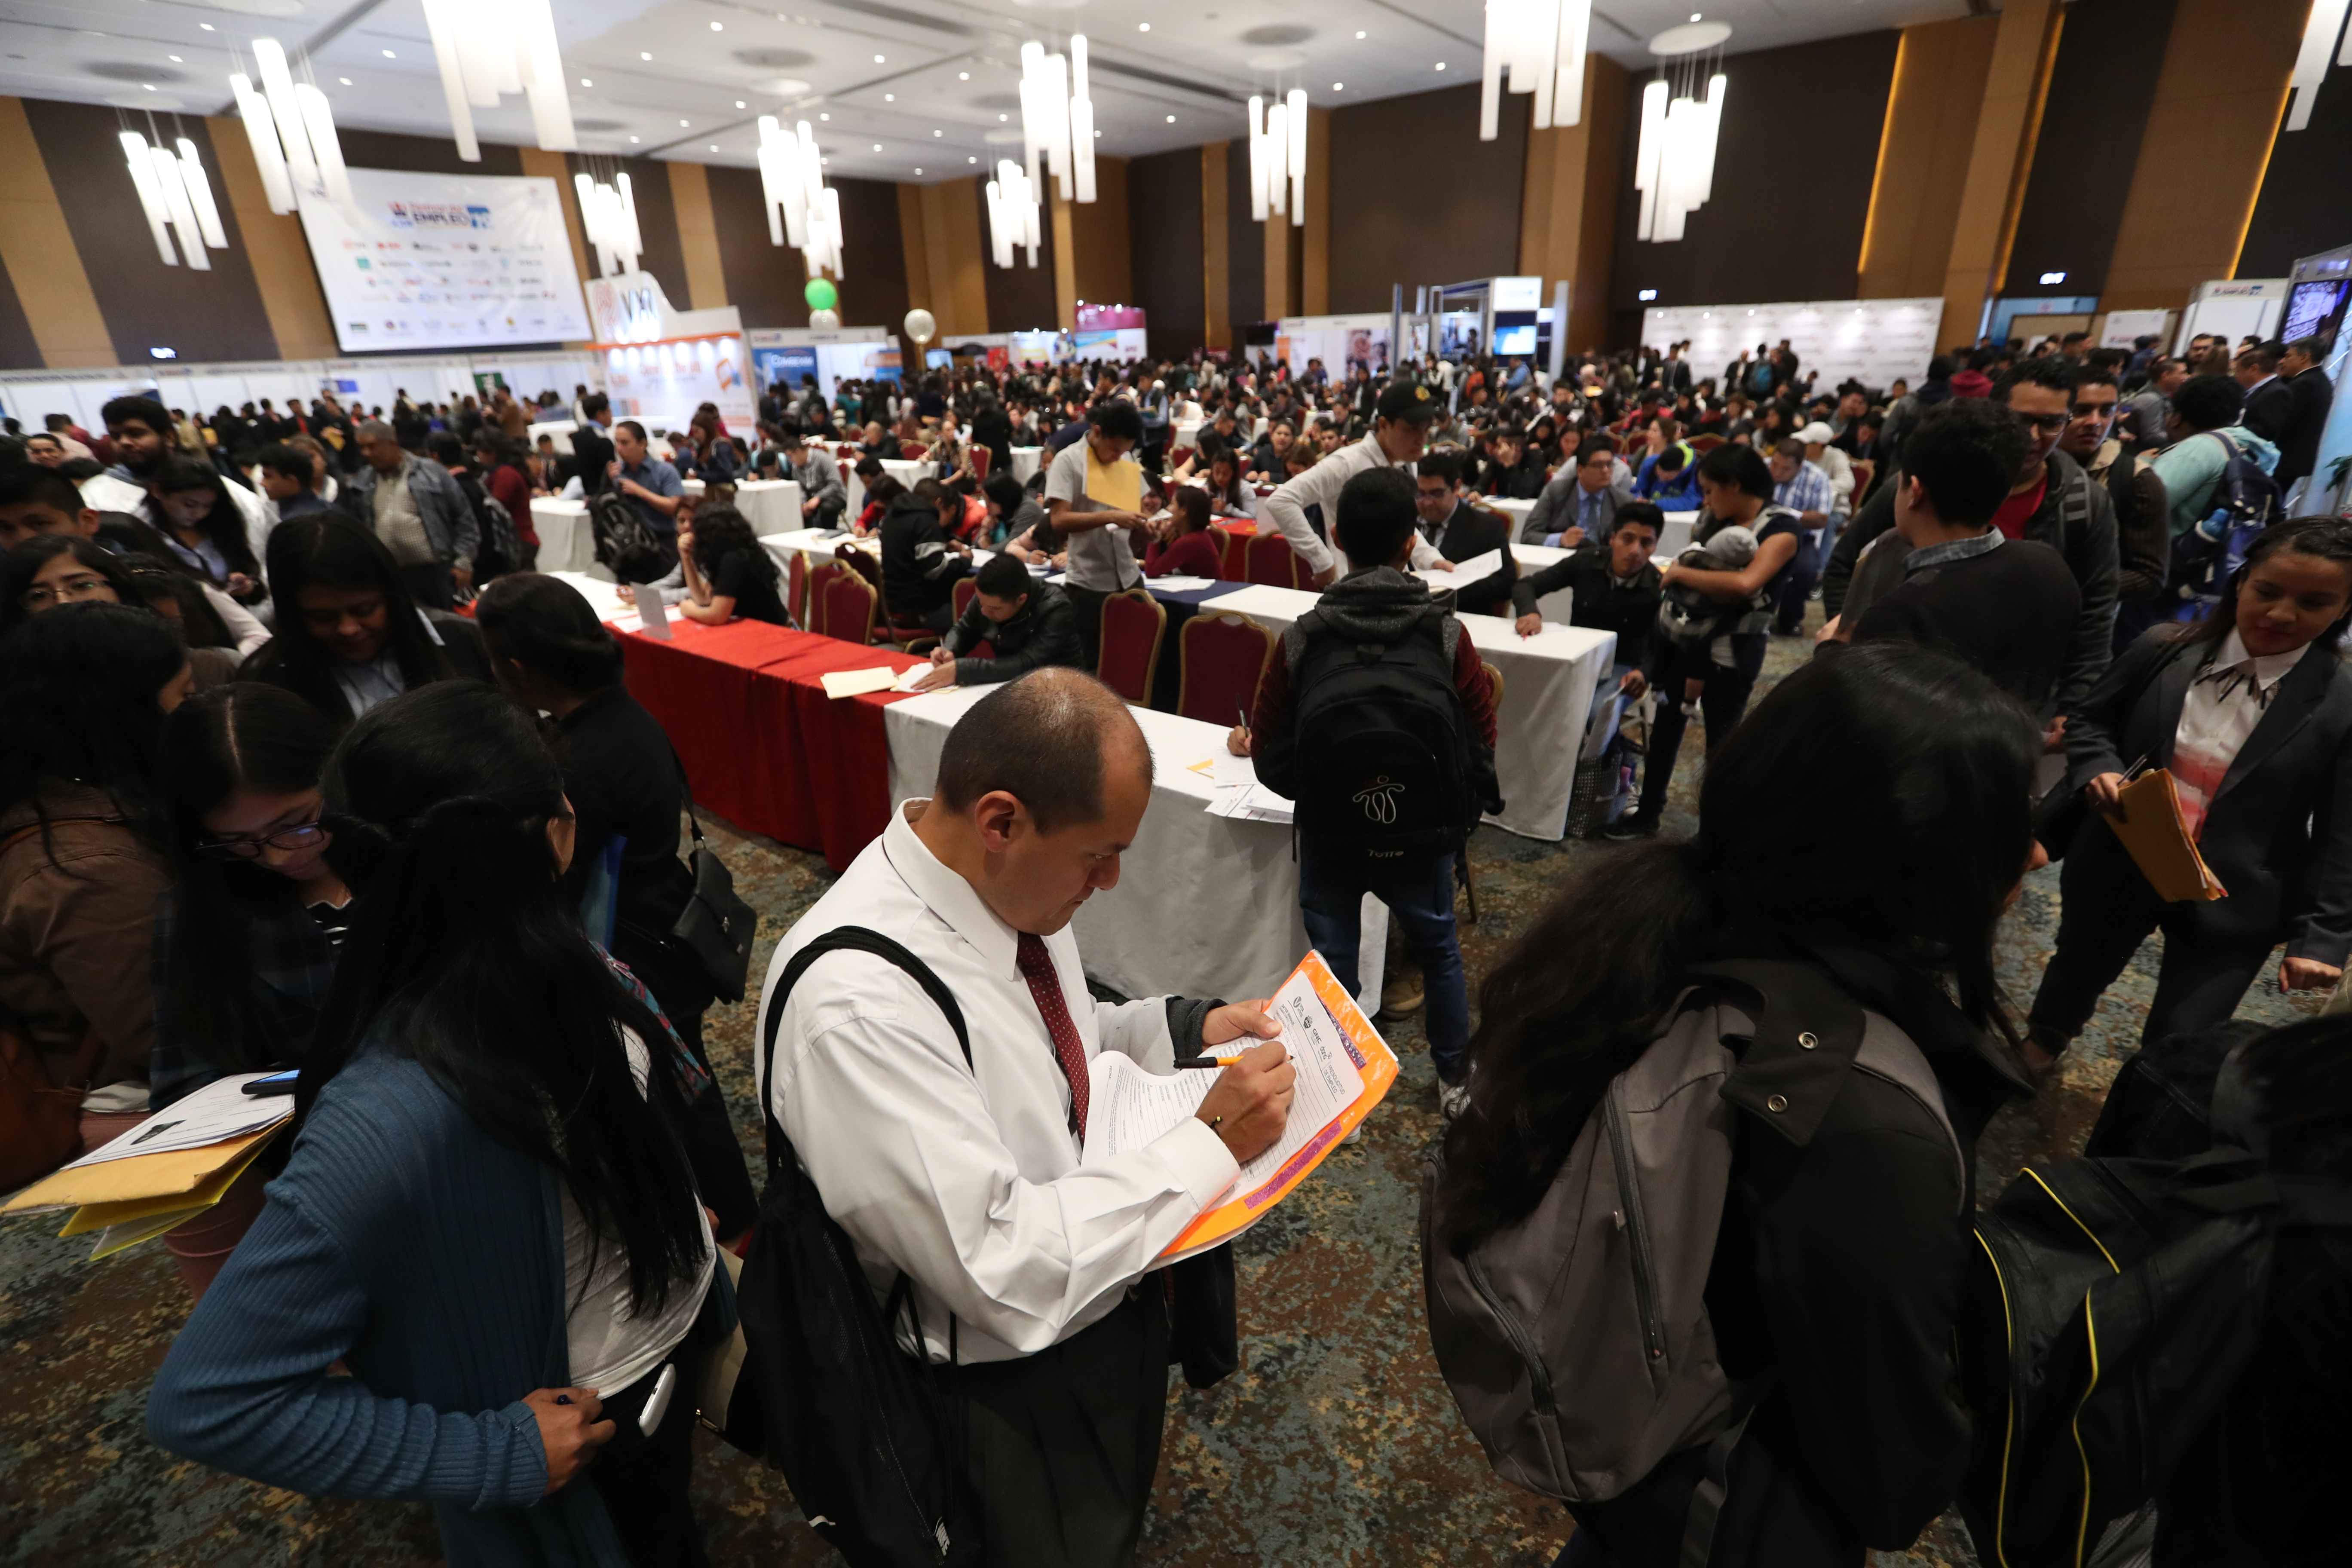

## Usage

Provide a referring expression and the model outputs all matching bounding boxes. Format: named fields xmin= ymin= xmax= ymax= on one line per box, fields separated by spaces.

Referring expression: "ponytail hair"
xmin=306 ymin=682 xmax=704 ymax=1312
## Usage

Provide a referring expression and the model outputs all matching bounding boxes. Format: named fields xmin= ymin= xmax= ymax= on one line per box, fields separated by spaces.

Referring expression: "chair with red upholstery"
xmin=1687 ymin=433 xmax=1724 ymax=453
xmin=814 ymin=562 xmax=877 ymax=645
xmin=952 ymin=576 xmax=979 ymax=622
xmin=787 ymin=550 xmax=808 ymax=628
xmin=1096 ymin=589 xmax=1167 ymax=705
xmin=1176 ymin=611 xmax=1276 ymax=725
xmin=1244 ymin=530 xmax=1305 ymax=590
xmin=1850 ymin=458 xmax=1876 ymax=507
xmin=839 ymin=542 xmax=937 ymax=648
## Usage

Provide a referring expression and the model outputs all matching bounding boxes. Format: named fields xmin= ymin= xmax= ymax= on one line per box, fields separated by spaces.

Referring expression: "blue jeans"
xmin=1298 ymin=840 xmax=1468 ymax=1082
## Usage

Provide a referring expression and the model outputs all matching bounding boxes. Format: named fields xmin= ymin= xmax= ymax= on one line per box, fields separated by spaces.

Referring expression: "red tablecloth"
xmin=617 ymin=619 xmax=920 ymax=869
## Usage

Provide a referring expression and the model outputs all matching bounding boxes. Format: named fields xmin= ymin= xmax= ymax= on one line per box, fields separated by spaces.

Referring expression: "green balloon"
xmin=804 ymin=279 xmax=839 ymax=311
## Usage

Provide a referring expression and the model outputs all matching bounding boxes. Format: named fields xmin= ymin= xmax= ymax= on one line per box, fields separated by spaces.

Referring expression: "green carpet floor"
xmin=2 ymin=627 xmax=2323 ymax=1566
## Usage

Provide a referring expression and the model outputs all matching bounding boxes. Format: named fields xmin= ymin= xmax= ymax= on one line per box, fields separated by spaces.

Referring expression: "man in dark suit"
xmin=570 ymin=392 xmax=616 ymax=498
xmin=1840 ymin=399 xmax=2082 ymax=715
xmin=2269 ymin=336 xmax=2336 ymax=492
xmin=2235 ymin=340 xmax=2294 ymax=452
xmin=1521 ymin=437 xmax=1635 ymax=546
xmin=1413 ymin=450 xmax=1518 ymax=610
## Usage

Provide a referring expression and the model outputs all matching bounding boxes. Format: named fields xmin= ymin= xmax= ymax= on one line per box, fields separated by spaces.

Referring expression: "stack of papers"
xmin=817 ymin=664 xmax=923 ymax=698
xmin=1204 ymin=783 xmax=1294 ymax=825
xmin=1146 ymin=575 xmax=1218 ymax=592
xmin=1081 ymin=951 xmax=1398 ymax=1262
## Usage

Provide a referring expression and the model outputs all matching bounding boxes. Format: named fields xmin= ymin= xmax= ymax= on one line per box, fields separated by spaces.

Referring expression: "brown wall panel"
xmin=2236 ymin=31 xmax=2352 ymax=277
xmin=830 ymin=175 xmax=913 ymax=362
xmin=1858 ymin=17 xmax=1999 ymax=301
xmin=984 ymin=180 xmax=1059 ymax=332
xmin=562 ymin=156 xmax=688 ymax=314
xmin=1069 ymin=154 xmax=1133 ymax=314
xmin=20 ymin=99 xmax=279 ymax=365
xmin=666 ymin=160 xmax=729 ymax=311
xmin=1127 ymin=147 xmax=1204 ymax=358
xmin=339 ymin=128 xmax=522 ymax=178
xmin=1609 ymin=32 xmax=1900 ymax=315
xmin=0 ymin=98 xmax=111 ymax=368
xmin=707 ymin=164 xmax=810 ymax=329
xmin=1328 ymin=84 xmax=1530 ymax=315
xmin=208 ymin=111 xmax=338 ymax=360
xmin=0 ymin=252 xmax=41 ymax=373
xmin=2000 ymin=0 xmax=2179 ymax=298
xmin=1202 ymin=143 xmax=1230 ymax=351
xmin=1225 ymin=138 xmax=1262 ymax=329
xmin=2103 ymin=0 xmax=2306 ymax=311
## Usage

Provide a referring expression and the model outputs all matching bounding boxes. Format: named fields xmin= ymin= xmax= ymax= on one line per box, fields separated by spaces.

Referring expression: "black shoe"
xmin=1602 ymin=813 xmax=1659 ymax=841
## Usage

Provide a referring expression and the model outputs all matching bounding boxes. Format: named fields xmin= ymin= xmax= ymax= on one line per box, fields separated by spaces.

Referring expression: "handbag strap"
xmin=659 ymin=739 xmax=711 ymax=849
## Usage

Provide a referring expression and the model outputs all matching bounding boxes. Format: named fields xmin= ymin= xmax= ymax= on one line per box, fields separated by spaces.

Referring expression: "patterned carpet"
xmin=1 ymin=625 xmax=2322 ymax=1567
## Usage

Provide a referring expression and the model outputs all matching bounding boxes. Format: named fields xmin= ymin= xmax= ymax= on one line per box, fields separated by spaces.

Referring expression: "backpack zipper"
xmin=1605 ymin=1081 xmax=1669 ymax=1378
xmin=1464 ymin=1254 xmax=1557 ymax=1417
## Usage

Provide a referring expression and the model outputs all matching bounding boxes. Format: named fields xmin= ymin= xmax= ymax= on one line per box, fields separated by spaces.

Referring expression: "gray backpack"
xmin=1420 ymin=962 xmax=1964 ymax=1553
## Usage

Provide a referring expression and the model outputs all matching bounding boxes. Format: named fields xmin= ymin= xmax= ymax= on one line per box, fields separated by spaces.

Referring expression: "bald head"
xmin=935 ymin=667 xmax=1152 ymax=831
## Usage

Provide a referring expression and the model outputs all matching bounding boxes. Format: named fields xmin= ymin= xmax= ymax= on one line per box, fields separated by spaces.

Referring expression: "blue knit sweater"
xmin=146 ymin=1043 xmax=734 ymax=1567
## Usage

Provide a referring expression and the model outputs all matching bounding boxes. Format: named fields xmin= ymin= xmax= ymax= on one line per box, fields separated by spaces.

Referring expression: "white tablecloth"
xmin=885 ymin=689 xmax=1385 ymax=1007
xmin=683 ymin=477 xmax=805 ymax=534
xmin=530 ymin=498 xmax=603 ymax=578
xmin=1008 ymin=446 xmax=1043 ymax=484
xmin=1207 ymin=583 xmax=1614 ymax=841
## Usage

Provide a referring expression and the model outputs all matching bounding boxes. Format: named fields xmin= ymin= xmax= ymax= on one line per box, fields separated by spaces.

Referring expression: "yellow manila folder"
xmin=2111 ymin=769 xmax=2226 ymax=903
xmin=1080 ymin=949 xmax=1400 ymax=1263
xmin=1 ymin=1124 xmax=284 ymax=1216
xmin=1083 ymin=447 xmax=1144 ymax=515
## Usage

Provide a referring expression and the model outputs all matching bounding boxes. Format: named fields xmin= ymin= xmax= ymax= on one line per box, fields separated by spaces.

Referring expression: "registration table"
xmin=885 ymin=688 xmax=1385 ymax=1007
xmin=683 ymin=477 xmax=805 ymax=534
xmin=531 ymin=498 xmax=598 ymax=576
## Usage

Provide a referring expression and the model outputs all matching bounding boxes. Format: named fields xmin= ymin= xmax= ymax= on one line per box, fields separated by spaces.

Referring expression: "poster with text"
xmin=300 ymin=168 xmax=592 ymax=354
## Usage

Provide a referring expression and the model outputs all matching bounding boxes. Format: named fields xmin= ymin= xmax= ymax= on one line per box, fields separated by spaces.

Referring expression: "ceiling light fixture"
xmin=1332 ymin=82 xmax=1342 ymax=90
xmin=986 ymin=157 xmax=1041 ymax=269
xmin=1246 ymin=89 xmax=1306 ymax=228
xmin=339 ymin=77 xmax=352 ymax=85
xmin=573 ymin=171 xmax=642 ymax=275
xmin=1434 ymin=61 xmax=1446 ymax=70
xmin=736 ymin=99 xmax=746 ymax=107
xmin=120 ymin=129 xmax=229 ymax=270
xmin=229 ymin=38 xmax=358 ymax=222
xmin=169 ymin=55 xmax=183 ymax=63
xmin=2285 ymin=0 xmax=2349 ymax=130
xmin=1481 ymin=0 xmax=1591 ymax=138
xmin=420 ymin=0 xmax=578 ymax=160
xmin=641 ymin=51 xmax=652 ymax=60
xmin=1355 ymin=30 xmax=1366 ymax=38
xmin=1632 ymin=25 xmax=1729 ymax=243
xmin=200 ymin=22 xmax=214 ymax=30
xmin=756 ymin=115 xmax=843 ymax=277
xmin=383 ymin=49 xmax=396 ymax=58
xmin=959 ymin=71 xmax=970 ymax=80
xmin=1138 ymin=21 xmax=1150 ymax=30
xmin=710 ymin=20 xmax=723 ymax=30
xmin=1019 ymin=35 xmax=1095 ymax=204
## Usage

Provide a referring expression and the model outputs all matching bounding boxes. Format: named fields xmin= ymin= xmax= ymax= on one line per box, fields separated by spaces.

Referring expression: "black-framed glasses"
xmin=197 ymin=821 xmax=326 ymax=860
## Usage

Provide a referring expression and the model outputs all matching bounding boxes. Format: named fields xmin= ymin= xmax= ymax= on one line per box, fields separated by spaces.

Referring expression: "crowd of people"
xmin=0 ymin=320 xmax=2347 ymax=1568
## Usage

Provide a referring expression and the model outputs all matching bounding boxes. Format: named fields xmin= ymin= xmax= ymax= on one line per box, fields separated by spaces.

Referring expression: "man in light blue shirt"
xmin=606 ymin=420 xmax=684 ymax=540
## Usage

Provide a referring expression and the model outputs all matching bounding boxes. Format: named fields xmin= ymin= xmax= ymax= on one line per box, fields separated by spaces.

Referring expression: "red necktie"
xmin=1015 ymin=932 xmax=1088 ymax=1139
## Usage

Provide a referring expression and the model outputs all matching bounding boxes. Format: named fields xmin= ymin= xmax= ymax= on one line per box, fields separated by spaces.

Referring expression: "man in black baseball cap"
xmin=1261 ymin=380 xmax=1447 ymax=585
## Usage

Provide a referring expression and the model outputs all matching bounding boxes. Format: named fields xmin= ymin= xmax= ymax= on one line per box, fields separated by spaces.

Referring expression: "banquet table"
xmin=531 ymin=498 xmax=601 ymax=577
xmin=885 ymin=688 xmax=1386 ymax=1007
xmin=1007 ymin=445 xmax=1043 ymax=484
xmin=683 ymin=476 xmax=804 ymax=534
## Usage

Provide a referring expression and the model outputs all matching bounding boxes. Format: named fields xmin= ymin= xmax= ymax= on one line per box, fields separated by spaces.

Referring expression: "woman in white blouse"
xmin=2027 ymin=518 xmax=2352 ymax=1071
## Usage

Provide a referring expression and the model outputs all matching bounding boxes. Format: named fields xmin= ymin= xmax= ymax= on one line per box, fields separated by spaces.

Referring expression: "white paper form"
xmin=69 ymin=1073 xmax=293 ymax=1167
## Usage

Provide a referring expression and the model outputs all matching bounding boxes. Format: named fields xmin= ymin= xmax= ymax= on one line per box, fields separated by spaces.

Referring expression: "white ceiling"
xmin=0 ymin=0 xmax=1972 ymax=185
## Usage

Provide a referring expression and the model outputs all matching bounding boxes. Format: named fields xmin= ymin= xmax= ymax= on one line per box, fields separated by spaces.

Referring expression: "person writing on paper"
xmin=914 ymin=551 xmax=1084 ymax=692
xmin=1044 ymin=400 xmax=1151 ymax=669
xmin=761 ymin=668 xmax=1292 ymax=1567
xmin=149 ymin=684 xmax=731 ymax=1568
xmin=150 ymin=685 xmax=348 ymax=1298
xmin=1261 ymin=380 xmax=1450 ymax=588
xmin=2024 ymin=518 xmax=2352 ymax=1073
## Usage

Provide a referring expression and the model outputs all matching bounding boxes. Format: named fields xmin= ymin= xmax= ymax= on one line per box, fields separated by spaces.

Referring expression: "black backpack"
xmin=588 ymin=490 xmax=671 ymax=583
xmin=1278 ymin=604 xmax=1494 ymax=855
xmin=1957 ymin=1031 xmax=2352 ymax=1568
xmin=726 ymin=927 xmax=981 ymax=1568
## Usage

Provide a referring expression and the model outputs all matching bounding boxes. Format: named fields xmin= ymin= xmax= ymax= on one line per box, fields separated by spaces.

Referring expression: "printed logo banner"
xmin=300 ymin=168 xmax=592 ymax=353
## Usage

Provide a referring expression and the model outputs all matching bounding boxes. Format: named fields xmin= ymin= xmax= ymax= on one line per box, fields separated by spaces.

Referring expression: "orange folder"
xmin=2110 ymin=769 xmax=2226 ymax=903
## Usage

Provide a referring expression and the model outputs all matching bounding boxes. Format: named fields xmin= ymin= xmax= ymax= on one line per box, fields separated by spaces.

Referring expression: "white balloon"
xmin=808 ymin=307 xmax=840 ymax=328
xmin=903 ymin=307 xmax=937 ymax=344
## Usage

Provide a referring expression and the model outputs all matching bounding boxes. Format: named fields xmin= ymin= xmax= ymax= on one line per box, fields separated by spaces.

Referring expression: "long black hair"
xmin=251 ymin=517 xmax=451 ymax=715
xmin=159 ymin=684 xmax=340 ymax=1072
xmin=148 ymin=457 xmax=260 ymax=584
xmin=303 ymin=682 xmax=704 ymax=1311
xmin=2179 ymin=515 xmax=2352 ymax=649
xmin=0 ymin=600 xmax=187 ymax=840
xmin=1437 ymin=642 xmax=2039 ymax=1253
xmin=476 ymin=572 xmax=626 ymax=694
xmin=686 ymin=503 xmax=779 ymax=597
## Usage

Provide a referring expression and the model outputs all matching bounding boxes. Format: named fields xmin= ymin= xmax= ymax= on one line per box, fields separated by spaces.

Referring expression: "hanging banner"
xmin=299 ymin=168 xmax=592 ymax=353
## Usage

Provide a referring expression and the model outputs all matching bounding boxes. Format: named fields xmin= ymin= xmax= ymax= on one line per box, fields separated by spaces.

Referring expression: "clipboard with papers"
xmin=2108 ymin=767 xmax=2227 ymax=902
xmin=1080 ymin=950 xmax=1398 ymax=1262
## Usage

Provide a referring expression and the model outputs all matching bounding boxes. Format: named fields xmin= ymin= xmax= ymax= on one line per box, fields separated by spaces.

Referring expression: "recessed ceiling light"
xmin=1165 ymin=114 xmax=1175 ymax=122
xmin=710 ymin=20 xmax=724 ymax=30
xmin=141 ymin=83 xmax=155 ymax=90
xmin=679 ymin=119 xmax=689 ymax=126
xmin=735 ymin=99 xmax=745 ymax=107
xmin=640 ymin=51 xmax=652 ymax=61
xmin=710 ymin=144 xmax=719 ymax=150
xmin=1092 ymin=129 xmax=1100 ymax=137
xmin=932 ymin=128 xmax=940 ymax=136
xmin=998 ymin=113 xmax=1007 ymax=121
xmin=873 ymin=53 xmax=885 ymax=63
xmin=340 ymin=77 xmax=352 ymax=85
xmin=1332 ymin=82 xmax=1343 ymax=90
xmin=967 ymin=155 xmax=976 ymax=162
xmin=958 ymin=71 xmax=968 ymax=80
xmin=884 ymin=93 xmax=893 ymax=100
xmin=382 ymin=49 xmax=396 ymax=58
xmin=168 ymin=55 xmax=182 ymax=63
xmin=873 ymin=142 xmax=882 ymax=150
xmin=1355 ymin=30 xmax=1366 ymax=38
xmin=1434 ymin=61 xmax=1446 ymax=70
xmin=819 ymin=111 xmax=829 ymax=119
xmin=581 ymin=77 xmax=593 ymax=86
xmin=630 ymin=135 xmax=641 ymax=143
xmin=1690 ymin=12 xmax=1703 ymax=20
xmin=822 ymin=156 xmax=830 ymax=165
xmin=914 ymin=166 xmax=922 ymax=174
xmin=1138 ymin=21 xmax=1150 ymax=30
xmin=199 ymin=22 xmax=213 ymax=30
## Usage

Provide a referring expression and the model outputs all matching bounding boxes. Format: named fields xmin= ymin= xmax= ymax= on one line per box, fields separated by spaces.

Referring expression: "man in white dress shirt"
xmin=760 ymin=668 xmax=1294 ymax=1565
xmin=1260 ymin=380 xmax=1445 ymax=587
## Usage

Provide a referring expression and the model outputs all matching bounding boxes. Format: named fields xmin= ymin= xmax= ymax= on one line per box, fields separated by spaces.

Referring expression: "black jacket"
xmin=551 ymin=688 xmax=698 ymax=956
xmin=237 ymin=610 xmax=491 ymax=726
xmin=570 ymin=424 xmax=615 ymax=497
xmin=1421 ymin=499 xmax=1516 ymax=567
xmin=878 ymin=494 xmax=967 ymax=616
xmin=1500 ymin=544 xmax=1662 ymax=666
xmin=940 ymin=578 xmax=1083 ymax=685
xmin=2058 ymin=629 xmax=2352 ymax=966
xmin=1824 ymin=448 xmax=2119 ymax=710
xmin=1850 ymin=538 xmax=2082 ymax=713
xmin=2250 ymin=368 xmax=2334 ymax=490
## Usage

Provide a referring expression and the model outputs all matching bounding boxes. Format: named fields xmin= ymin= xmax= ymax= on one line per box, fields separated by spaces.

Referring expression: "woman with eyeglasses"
xmin=3 ymin=535 xmax=251 ymax=683
xmin=147 ymin=684 xmax=347 ymax=1296
xmin=0 ymin=603 xmax=194 ymax=1168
